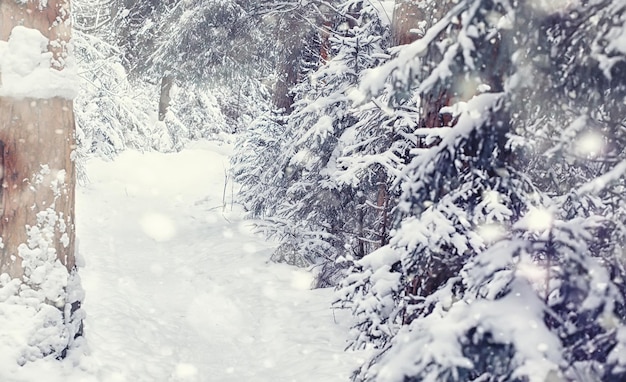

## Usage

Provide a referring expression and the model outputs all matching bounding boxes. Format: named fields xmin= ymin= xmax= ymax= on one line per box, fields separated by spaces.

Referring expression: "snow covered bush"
xmin=213 ymin=79 xmax=271 ymax=134
xmin=0 ymin=209 xmax=85 ymax=365
xmin=160 ymin=84 xmax=234 ymax=151
xmin=74 ymin=28 xmax=238 ymax=182
xmin=73 ymin=31 xmax=164 ymax=161
xmin=232 ymin=111 xmax=291 ymax=220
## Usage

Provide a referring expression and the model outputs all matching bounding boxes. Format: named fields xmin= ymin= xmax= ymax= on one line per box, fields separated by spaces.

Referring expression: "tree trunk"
xmin=319 ymin=21 xmax=332 ymax=63
xmin=273 ymin=14 xmax=301 ymax=113
xmin=158 ymin=74 xmax=174 ymax=121
xmin=0 ymin=99 xmax=76 ymax=277
xmin=392 ymin=0 xmax=454 ymax=45
xmin=391 ymin=0 xmax=456 ymax=128
xmin=391 ymin=0 xmax=427 ymax=45
xmin=0 ymin=0 xmax=81 ymax=360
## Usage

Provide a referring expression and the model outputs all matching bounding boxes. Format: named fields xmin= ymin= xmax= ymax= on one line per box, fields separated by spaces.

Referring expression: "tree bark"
xmin=392 ymin=0 xmax=454 ymax=45
xmin=0 ymin=1 xmax=76 ymax=277
xmin=391 ymin=0 xmax=456 ymax=128
xmin=158 ymin=74 xmax=174 ymax=121
xmin=319 ymin=21 xmax=332 ymax=63
xmin=0 ymin=99 xmax=76 ymax=277
xmin=392 ymin=0 xmax=427 ymax=45
xmin=273 ymin=14 xmax=302 ymax=113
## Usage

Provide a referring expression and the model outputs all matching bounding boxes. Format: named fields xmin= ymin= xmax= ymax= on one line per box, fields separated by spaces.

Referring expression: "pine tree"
xmin=338 ymin=0 xmax=626 ymax=380
xmin=73 ymin=31 xmax=162 ymax=162
xmin=233 ymin=0 xmax=399 ymax=286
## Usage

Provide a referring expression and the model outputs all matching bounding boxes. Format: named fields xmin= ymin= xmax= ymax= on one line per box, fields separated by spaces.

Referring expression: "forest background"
xmin=1 ymin=0 xmax=626 ymax=381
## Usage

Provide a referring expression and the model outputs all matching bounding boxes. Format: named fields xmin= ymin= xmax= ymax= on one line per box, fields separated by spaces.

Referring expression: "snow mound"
xmin=0 ymin=26 xmax=78 ymax=99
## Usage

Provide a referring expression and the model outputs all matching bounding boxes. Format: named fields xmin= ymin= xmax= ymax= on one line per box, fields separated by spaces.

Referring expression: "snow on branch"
xmin=577 ymin=159 xmax=626 ymax=196
xmin=353 ymin=0 xmax=468 ymax=102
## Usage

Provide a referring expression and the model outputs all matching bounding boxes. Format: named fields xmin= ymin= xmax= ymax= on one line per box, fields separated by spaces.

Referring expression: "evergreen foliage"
xmin=72 ymin=0 xmax=269 ymax=169
xmin=74 ymin=31 xmax=161 ymax=159
xmin=233 ymin=0 xmax=395 ymax=286
xmin=333 ymin=1 xmax=626 ymax=381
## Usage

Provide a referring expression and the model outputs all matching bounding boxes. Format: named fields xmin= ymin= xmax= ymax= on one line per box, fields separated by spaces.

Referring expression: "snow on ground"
xmin=0 ymin=140 xmax=363 ymax=381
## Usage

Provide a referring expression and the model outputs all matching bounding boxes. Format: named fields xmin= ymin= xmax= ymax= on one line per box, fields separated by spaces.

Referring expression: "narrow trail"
xmin=74 ymin=141 xmax=361 ymax=381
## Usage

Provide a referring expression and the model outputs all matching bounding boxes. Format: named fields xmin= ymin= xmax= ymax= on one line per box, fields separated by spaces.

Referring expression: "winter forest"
xmin=0 ymin=0 xmax=625 ymax=381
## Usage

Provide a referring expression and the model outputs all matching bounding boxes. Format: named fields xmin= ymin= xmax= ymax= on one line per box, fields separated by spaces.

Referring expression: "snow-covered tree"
xmin=73 ymin=31 xmax=164 ymax=161
xmin=510 ymin=2 xmax=626 ymax=378
xmin=233 ymin=0 xmax=397 ymax=286
xmin=72 ymin=0 xmax=253 ymax=164
xmin=110 ymin=0 xmax=272 ymax=124
xmin=338 ymin=0 xmax=626 ymax=381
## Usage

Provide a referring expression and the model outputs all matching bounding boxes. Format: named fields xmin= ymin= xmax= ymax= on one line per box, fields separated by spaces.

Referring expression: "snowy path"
xmin=66 ymin=141 xmax=359 ymax=381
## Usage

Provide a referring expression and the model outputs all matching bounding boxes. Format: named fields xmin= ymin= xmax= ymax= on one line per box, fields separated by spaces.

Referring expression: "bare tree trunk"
xmin=273 ymin=14 xmax=301 ymax=113
xmin=376 ymin=181 xmax=389 ymax=247
xmin=0 ymin=99 xmax=76 ymax=277
xmin=391 ymin=0 xmax=427 ymax=45
xmin=319 ymin=21 xmax=332 ymax=63
xmin=158 ymin=74 xmax=174 ymax=121
xmin=0 ymin=0 xmax=76 ymax=277
xmin=391 ymin=0 xmax=456 ymax=128
xmin=392 ymin=0 xmax=454 ymax=45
